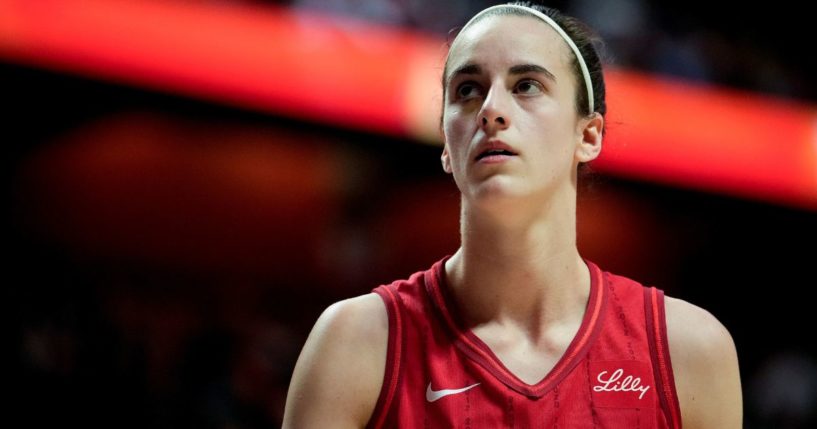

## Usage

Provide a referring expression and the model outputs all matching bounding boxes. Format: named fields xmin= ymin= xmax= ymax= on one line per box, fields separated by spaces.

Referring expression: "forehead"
xmin=447 ymin=14 xmax=572 ymax=78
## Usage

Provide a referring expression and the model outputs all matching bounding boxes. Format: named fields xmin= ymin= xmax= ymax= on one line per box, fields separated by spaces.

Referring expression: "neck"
xmin=444 ymin=191 xmax=591 ymax=335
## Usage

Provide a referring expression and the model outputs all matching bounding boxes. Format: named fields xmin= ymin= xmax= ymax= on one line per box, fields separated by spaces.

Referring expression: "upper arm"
xmin=664 ymin=296 xmax=743 ymax=429
xmin=283 ymin=293 xmax=388 ymax=429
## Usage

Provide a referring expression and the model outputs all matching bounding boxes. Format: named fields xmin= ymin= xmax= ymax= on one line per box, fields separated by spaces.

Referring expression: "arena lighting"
xmin=1 ymin=0 xmax=815 ymax=210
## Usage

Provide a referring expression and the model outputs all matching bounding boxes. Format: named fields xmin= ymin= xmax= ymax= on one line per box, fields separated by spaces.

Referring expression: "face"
xmin=441 ymin=14 xmax=602 ymax=208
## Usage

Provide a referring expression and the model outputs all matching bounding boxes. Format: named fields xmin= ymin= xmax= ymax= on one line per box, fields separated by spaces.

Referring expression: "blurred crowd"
xmin=283 ymin=0 xmax=814 ymax=102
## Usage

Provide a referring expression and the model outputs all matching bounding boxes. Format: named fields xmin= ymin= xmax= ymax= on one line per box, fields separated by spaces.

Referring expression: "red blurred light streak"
xmin=1 ymin=0 xmax=815 ymax=209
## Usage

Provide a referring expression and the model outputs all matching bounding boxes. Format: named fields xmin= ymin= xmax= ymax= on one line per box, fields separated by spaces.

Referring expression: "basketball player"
xmin=283 ymin=2 xmax=742 ymax=427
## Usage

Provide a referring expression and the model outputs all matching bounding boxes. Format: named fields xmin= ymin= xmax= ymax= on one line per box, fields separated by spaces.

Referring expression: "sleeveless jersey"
xmin=368 ymin=257 xmax=682 ymax=428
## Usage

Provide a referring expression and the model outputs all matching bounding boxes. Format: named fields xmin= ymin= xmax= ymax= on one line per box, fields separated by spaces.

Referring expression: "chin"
xmin=468 ymin=179 xmax=529 ymax=208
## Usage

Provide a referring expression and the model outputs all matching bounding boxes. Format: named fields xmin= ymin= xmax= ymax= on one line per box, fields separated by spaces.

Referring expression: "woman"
xmin=283 ymin=2 xmax=742 ymax=427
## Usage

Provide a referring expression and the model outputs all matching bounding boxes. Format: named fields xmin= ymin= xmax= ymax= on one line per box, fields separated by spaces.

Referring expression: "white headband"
xmin=460 ymin=4 xmax=594 ymax=113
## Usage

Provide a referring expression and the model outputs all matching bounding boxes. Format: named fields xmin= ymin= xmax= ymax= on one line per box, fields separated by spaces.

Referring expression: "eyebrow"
xmin=446 ymin=63 xmax=557 ymax=86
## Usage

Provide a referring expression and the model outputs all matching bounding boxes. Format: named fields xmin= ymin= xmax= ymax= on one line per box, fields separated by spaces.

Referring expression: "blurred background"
xmin=4 ymin=0 xmax=816 ymax=427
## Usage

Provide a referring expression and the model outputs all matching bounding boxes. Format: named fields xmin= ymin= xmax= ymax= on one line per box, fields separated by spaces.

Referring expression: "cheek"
xmin=443 ymin=108 xmax=474 ymax=139
xmin=442 ymin=110 xmax=472 ymax=155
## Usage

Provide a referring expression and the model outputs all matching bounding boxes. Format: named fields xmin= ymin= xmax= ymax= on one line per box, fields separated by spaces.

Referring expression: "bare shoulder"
xmin=664 ymin=296 xmax=735 ymax=357
xmin=283 ymin=293 xmax=388 ymax=429
xmin=664 ymin=296 xmax=743 ymax=429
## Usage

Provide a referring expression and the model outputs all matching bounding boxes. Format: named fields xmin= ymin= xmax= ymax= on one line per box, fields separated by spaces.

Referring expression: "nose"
xmin=478 ymin=86 xmax=511 ymax=133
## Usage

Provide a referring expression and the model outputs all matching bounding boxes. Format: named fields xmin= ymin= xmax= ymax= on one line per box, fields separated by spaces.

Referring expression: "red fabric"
xmin=369 ymin=256 xmax=681 ymax=428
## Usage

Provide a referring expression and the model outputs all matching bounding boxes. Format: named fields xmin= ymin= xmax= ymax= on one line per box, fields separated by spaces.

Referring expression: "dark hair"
xmin=441 ymin=1 xmax=607 ymax=121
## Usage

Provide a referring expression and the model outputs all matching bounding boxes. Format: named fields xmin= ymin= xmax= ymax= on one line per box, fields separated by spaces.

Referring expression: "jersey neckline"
xmin=424 ymin=256 xmax=608 ymax=398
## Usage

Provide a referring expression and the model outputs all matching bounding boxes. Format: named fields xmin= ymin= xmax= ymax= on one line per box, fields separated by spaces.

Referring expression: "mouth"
xmin=475 ymin=149 xmax=517 ymax=161
xmin=475 ymin=141 xmax=519 ymax=162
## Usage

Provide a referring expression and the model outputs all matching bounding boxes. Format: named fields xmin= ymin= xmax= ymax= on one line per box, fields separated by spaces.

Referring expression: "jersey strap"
xmin=644 ymin=286 xmax=683 ymax=429
xmin=368 ymin=286 xmax=404 ymax=429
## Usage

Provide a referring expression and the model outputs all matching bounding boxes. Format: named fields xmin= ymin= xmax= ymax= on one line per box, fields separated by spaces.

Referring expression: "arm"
xmin=664 ymin=296 xmax=743 ymax=429
xmin=283 ymin=293 xmax=388 ymax=429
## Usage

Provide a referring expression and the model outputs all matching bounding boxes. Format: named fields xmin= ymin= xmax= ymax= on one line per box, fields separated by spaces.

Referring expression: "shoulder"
xmin=316 ymin=293 xmax=389 ymax=349
xmin=663 ymin=296 xmax=743 ymax=429
xmin=283 ymin=293 xmax=388 ymax=429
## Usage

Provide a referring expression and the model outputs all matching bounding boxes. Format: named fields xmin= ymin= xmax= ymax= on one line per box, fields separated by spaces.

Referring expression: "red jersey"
xmin=368 ymin=257 xmax=682 ymax=428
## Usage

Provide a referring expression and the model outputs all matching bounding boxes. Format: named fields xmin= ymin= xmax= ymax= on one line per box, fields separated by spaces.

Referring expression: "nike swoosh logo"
xmin=425 ymin=382 xmax=481 ymax=402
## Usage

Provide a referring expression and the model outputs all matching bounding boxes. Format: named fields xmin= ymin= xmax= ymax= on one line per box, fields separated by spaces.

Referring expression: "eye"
xmin=455 ymin=81 xmax=482 ymax=100
xmin=514 ymin=79 xmax=544 ymax=95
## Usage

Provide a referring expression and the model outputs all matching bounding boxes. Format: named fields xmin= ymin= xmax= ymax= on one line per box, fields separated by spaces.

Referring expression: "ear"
xmin=575 ymin=112 xmax=603 ymax=163
xmin=441 ymin=144 xmax=453 ymax=174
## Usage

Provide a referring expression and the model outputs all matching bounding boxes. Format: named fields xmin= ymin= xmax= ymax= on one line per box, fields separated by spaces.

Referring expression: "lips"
xmin=474 ymin=140 xmax=518 ymax=161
